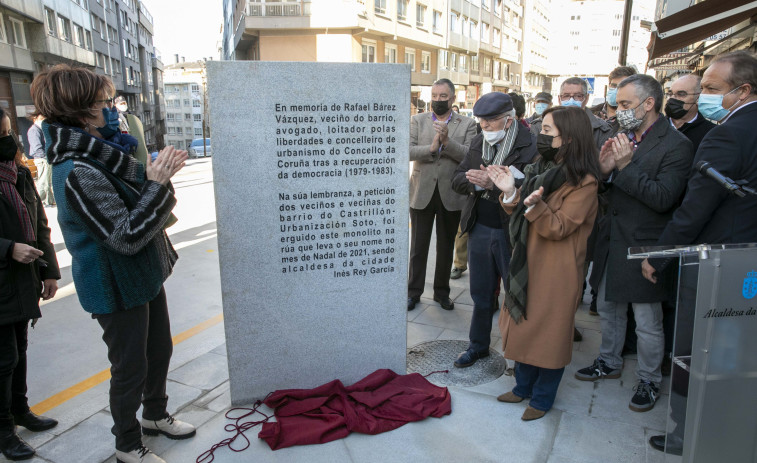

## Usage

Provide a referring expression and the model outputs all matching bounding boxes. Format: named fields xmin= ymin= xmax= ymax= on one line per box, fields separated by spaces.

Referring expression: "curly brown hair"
xmin=30 ymin=64 xmax=114 ymax=128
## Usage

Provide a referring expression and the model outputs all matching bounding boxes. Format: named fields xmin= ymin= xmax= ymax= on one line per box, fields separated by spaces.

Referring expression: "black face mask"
xmin=664 ymin=98 xmax=690 ymax=120
xmin=431 ymin=100 xmax=449 ymax=116
xmin=536 ymin=133 xmax=559 ymax=162
xmin=0 ymin=135 xmax=18 ymax=162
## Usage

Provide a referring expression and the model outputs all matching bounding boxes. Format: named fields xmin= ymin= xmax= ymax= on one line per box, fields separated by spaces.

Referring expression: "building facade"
xmin=0 ymin=0 xmax=165 ymax=154
xmin=162 ymin=59 xmax=209 ymax=151
xmin=223 ymin=0 xmax=547 ymax=113
xmin=546 ymin=0 xmax=655 ymax=105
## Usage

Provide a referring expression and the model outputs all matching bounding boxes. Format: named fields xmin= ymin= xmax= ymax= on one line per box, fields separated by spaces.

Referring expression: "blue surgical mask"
xmin=606 ymin=88 xmax=618 ymax=107
xmin=561 ymin=98 xmax=583 ymax=108
xmin=534 ymin=102 xmax=549 ymax=116
xmin=97 ymin=106 xmax=121 ymax=138
xmin=698 ymin=86 xmax=743 ymax=122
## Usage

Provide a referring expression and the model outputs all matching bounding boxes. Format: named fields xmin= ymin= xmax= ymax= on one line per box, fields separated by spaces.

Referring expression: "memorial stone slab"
xmin=207 ymin=61 xmax=410 ymax=404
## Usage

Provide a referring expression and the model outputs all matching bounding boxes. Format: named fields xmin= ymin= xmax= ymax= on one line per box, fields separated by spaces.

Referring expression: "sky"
xmin=147 ymin=0 xmax=224 ymax=63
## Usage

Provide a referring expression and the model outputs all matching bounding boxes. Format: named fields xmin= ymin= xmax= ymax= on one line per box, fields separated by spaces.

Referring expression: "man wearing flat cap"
xmin=527 ymin=92 xmax=552 ymax=136
xmin=451 ymin=92 xmax=537 ymax=367
xmin=408 ymin=79 xmax=477 ymax=312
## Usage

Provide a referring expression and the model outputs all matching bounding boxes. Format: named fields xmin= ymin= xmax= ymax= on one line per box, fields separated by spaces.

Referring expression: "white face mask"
xmin=482 ymin=129 xmax=505 ymax=145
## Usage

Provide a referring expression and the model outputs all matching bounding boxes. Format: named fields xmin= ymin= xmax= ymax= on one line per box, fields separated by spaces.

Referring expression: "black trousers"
xmin=0 ymin=320 xmax=31 ymax=432
xmin=94 ymin=287 xmax=173 ymax=452
xmin=408 ymin=186 xmax=461 ymax=300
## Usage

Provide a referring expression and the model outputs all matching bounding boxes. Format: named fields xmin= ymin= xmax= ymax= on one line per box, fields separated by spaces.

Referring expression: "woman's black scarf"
xmin=505 ymin=159 xmax=568 ymax=323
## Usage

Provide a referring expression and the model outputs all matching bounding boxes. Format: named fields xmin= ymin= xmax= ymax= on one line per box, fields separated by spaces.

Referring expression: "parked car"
xmin=188 ymin=138 xmax=212 ymax=158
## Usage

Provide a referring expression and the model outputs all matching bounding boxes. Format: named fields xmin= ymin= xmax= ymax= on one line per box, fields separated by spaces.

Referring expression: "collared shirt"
xmin=721 ymin=100 xmax=757 ymax=124
xmin=669 ymin=112 xmax=698 ymax=128
xmin=627 ymin=115 xmax=662 ymax=147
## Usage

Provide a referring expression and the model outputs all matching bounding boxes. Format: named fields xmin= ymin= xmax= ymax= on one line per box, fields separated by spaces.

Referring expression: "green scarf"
xmin=505 ymin=160 xmax=568 ymax=323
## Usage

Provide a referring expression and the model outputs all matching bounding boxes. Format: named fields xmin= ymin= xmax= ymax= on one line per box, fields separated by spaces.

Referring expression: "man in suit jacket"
xmin=664 ymin=74 xmax=715 ymax=153
xmin=451 ymin=92 xmax=537 ymax=367
xmin=643 ymin=51 xmax=757 ymax=456
xmin=408 ymin=79 xmax=477 ymax=311
xmin=575 ymin=75 xmax=693 ymax=413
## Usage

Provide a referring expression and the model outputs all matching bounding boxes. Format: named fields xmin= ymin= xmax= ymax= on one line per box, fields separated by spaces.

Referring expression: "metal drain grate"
xmin=407 ymin=340 xmax=506 ymax=387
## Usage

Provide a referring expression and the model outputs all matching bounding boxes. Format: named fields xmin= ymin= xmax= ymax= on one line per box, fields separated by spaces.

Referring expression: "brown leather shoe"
xmin=521 ymin=406 xmax=547 ymax=421
xmin=496 ymin=391 xmax=524 ymax=403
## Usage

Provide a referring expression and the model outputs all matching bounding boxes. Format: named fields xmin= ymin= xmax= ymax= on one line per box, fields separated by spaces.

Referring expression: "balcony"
xmin=246 ymin=0 xmax=311 ymax=17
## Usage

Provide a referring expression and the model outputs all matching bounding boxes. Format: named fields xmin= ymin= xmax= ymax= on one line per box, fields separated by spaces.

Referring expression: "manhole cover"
xmin=407 ymin=340 xmax=506 ymax=387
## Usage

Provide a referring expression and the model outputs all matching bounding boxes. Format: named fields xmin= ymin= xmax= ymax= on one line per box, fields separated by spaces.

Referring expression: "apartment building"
xmin=163 ymin=59 xmax=209 ymax=151
xmin=222 ymin=0 xmax=546 ymax=112
xmin=0 ymin=0 xmax=166 ymax=154
xmin=546 ymin=0 xmax=655 ymax=104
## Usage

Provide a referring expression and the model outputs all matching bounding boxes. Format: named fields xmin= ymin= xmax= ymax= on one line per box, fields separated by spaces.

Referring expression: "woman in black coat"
xmin=0 ymin=107 xmax=60 ymax=461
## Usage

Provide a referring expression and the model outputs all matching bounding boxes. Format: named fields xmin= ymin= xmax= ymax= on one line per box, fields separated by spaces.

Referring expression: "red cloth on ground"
xmin=258 ymin=369 xmax=451 ymax=450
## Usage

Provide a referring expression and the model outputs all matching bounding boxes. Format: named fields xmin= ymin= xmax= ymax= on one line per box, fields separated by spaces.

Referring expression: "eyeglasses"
xmin=560 ymin=93 xmax=585 ymax=101
xmin=479 ymin=114 xmax=507 ymax=123
xmin=665 ymin=91 xmax=700 ymax=99
xmin=95 ymin=97 xmax=114 ymax=107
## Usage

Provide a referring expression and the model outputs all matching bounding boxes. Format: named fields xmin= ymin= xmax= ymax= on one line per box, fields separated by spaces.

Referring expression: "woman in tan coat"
xmin=486 ymin=106 xmax=599 ymax=421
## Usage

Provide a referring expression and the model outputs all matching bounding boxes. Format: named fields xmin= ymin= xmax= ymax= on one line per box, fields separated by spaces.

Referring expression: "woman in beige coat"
xmin=486 ymin=106 xmax=599 ymax=421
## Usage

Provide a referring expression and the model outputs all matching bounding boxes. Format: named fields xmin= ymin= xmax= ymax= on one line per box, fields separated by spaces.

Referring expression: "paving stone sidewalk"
xmin=7 ymin=238 xmax=675 ymax=463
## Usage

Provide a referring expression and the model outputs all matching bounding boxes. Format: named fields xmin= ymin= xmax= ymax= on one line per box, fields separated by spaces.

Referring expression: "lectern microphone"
xmin=695 ymin=161 xmax=746 ymax=197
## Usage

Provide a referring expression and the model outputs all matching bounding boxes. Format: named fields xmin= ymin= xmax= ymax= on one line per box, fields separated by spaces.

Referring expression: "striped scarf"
xmin=505 ymin=159 xmax=566 ymax=323
xmin=0 ymin=160 xmax=35 ymax=243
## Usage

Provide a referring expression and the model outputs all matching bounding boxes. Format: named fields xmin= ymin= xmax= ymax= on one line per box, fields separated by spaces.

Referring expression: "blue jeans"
xmin=512 ymin=362 xmax=565 ymax=412
xmin=467 ymin=223 xmax=511 ymax=353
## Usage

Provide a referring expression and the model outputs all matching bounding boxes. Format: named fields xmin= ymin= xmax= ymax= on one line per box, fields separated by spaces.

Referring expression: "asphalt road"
xmin=26 ymin=157 xmax=222 ymax=409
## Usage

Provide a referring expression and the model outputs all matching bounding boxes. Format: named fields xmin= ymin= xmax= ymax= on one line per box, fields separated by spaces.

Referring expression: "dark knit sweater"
xmin=43 ymin=122 xmax=177 ymax=313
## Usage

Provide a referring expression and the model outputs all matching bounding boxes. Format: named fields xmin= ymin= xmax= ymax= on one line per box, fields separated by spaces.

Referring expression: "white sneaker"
xmin=141 ymin=415 xmax=196 ymax=440
xmin=115 ymin=444 xmax=166 ymax=463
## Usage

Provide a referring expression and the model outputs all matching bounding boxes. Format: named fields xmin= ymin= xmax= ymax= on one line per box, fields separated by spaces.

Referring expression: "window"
xmin=384 ymin=44 xmax=397 ymax=64
xmin=405 ymin=48 xmax=416 ymax=71
xmin=177 ymin=127 xmax=183 ymax=135
xmin=397 ymin=0 xmax=407 ymax=21
xmin=167 ymin=127 xmax=175 ymax=134
xmin=108 ymin=26 xmax=117 ymax=43
xmin=112 ymin=58 xmax=121 ymax=74
xmin=450 ymin=52 xmax=457 ymax=71
xmin=481 ymin=22 xmax=489 ymax=43
xmin=361 ymin=40 xmax=376 ymax=63
xmin=74 ymin=23 xmax=84 ymax=47
xmin=57 ymin=15 xmax=72 ymax=42
xmin=459 ymin=55 xmax=467 ymax=72
xmin=185 ymin=113 xmax=192 ymax=120
xmin=471 ymin=55 xmax=479 ymax=72
xmin=438 ymin=50 xmax=448 ymax=70
xmin=416 ymin=4 xmax=425 ymax=27
xmin=494 ymin=0 xmax=502 ymax=16
xmin=45 ymin=9 xmax=57 ymax=36
xmin=85 ymin=30 xmax=92 ymax=50
xmin=166 ymin=113 xmax=175 ymax=121
xmin=374 ymin=0 xmax=386 ymax=14
xmin=483 ymin=56 xmax=491 ymax=74
xmin=192 ymin=100 xmax=201 ymax=108
xmin=0 ymin=14 xmax=6 ymax=43
xmin=470 ymin=20 xmax=478 ymax=39
xmin=432 ymin=10 xmax=442 ymax=33
xmin=191 ymin=84 xmax=200 ymax=93
xmin=493 ymin=28 xmax=501 ymax=48
xmin=183 ymin=99 xmax=190 ymax=106
xmin=493 ymin=61 xmax=500 ymax=80
xmin=450 ymin=12 xmax=458 ymax=33
xmin=9 ymin=18 xmax=26 ymax=48
xmin=194 ymin=114 xmax=202 ymax=121
xmin=481 ymin=0 xmax=489 ymax=10
xmin=195 ymin=128 xmax=203 ymax=136
xmin=421 ymin=51 xmax=430 ymax=73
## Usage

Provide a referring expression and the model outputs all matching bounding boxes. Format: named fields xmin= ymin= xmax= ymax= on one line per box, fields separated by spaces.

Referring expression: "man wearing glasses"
xmin=558 ymin=77 xmax=613 ymax=151
xmin=664 ymin=74 xmax=715 ymax=152
xmin=451 ymin=92 xmax=536 ymax=368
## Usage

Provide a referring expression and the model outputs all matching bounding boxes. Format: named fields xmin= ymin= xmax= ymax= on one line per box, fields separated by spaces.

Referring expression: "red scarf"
xmin=0 ymin=160 xmax=35 ymax=243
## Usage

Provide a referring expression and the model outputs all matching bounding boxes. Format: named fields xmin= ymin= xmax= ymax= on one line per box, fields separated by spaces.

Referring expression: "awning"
xmin=648 ymin=0 xmax=757 ymax=61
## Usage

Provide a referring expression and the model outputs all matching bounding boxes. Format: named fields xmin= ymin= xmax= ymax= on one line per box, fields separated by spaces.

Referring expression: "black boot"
xmin=12 ymin=411 xmax=58 ymax=432
xmin=0 ymin=429 xmax=35 ymax=461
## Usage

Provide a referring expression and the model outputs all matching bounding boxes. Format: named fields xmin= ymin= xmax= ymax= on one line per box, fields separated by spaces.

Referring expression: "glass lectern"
xmin=628 ymin=244 xmax=757 ymax=463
